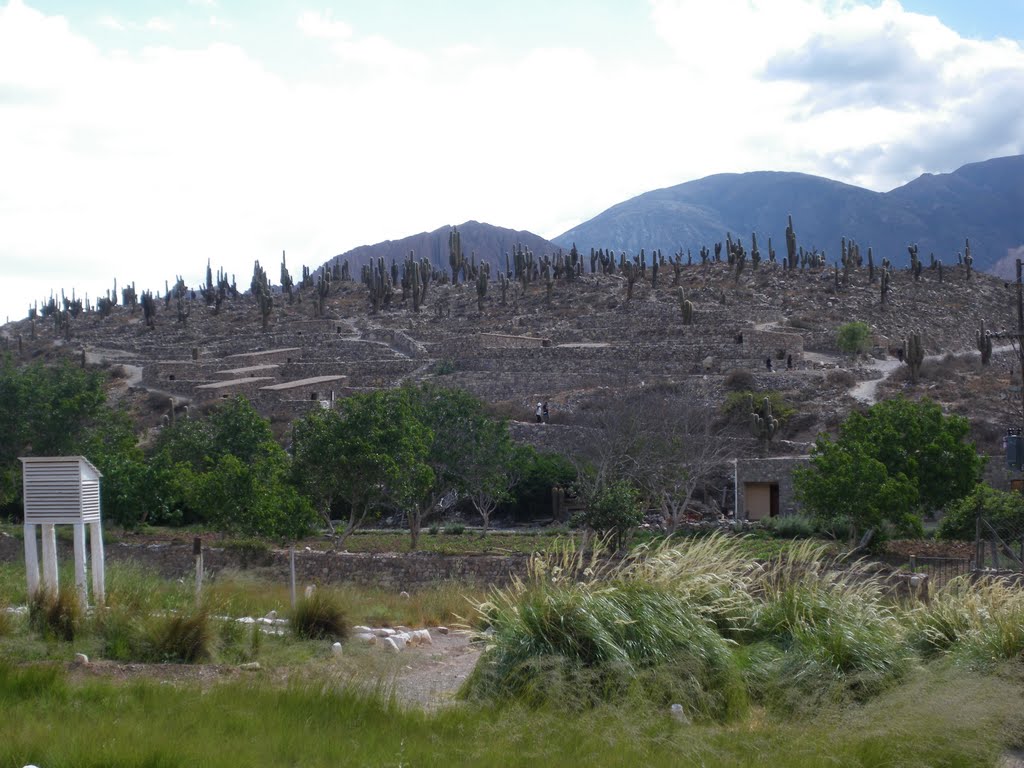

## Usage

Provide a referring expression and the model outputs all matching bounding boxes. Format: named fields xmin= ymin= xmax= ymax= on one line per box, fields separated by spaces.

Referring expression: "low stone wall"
xmin=0 ymin=535 xmax=527 ymax=591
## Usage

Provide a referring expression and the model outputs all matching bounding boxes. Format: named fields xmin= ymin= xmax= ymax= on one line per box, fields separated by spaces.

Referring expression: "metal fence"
xmin=974 ymin=513 xmax=1024 ymax=574
xmin=907 ymin=555 xmax=973 ymax=587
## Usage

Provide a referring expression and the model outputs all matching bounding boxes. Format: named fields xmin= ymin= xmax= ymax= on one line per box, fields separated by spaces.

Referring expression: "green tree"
xmin=575 ymin=479 xmax=643 ymax=550
xmin=937 ymin=484 xmax=1024 ymax=541
xmin=148 ymin=397 xmax=315 ymax=539
xmin=292 ymin=390 xmax=432 ymax=547
xmin=836 ymin=321 xmax=872 ymax=355
xmin=796 ymin=398 xmax=982 ymax=541
xmin=403 ymin=384 xmax=495 ymax=549
xmin=461 ymin=418 xmax=517 ymax=535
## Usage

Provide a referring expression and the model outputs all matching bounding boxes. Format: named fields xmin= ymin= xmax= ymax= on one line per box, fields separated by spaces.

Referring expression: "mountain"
xmin=323 ymin=221 xmax=559 ymax=277
xmin=553 ymin=155 xmax=1024 ymax=274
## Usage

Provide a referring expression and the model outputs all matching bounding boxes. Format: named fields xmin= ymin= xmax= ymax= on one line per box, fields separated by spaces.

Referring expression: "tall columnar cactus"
xmin=964 ymin=238 xmax=973 ymax=279
xmin=280 ymin=251 xmax=294 ymax=304
xmin=678 ymin=287 xmax=693 ymax=325
xmin=313 ymin=273 xmax=330 ymax=318
xmin=867 ymin=247 xmax=875 ymax=283
xmin=785 ymin=213 xmax=797 ymax=269
xmin=448 ymin=227 xmax=463 ymax=283
xmin=880 ymin=268 xmax=891 ymax=306
xmin=751 ymin=233 xmax=761 ymax=270
xmin=750 ymin=395 xmax=779 ymax=454
xmin=476 ymin=262 xmax=488 ymax=312
xmin=141 ymin=290 xmax=157 ymax=329
xmin=977 ymin=321 xmax=993 ymax=365
xmin=905 ymin=331 xmax=924 ymax=384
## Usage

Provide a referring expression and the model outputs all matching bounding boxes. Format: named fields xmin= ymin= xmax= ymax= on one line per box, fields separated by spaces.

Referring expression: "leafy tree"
xmin=292 ymin=390 xmax=432 ymax=547
xmin=796 ymin=398 xmax=982 ymax=541
xmin=149 ymin=397 xmax=315 ymax=539
xmin=937 ymin=484 xmax=1024 ymax=542
xmin=402 ymin=384 xmax=495 ymax=549
xmin=575 ymin=479 xmax=643 ymax=550
xmin=461 ymin=418 xmax=518 ymax=535
xmin=836 ymin=321 xmax=872 ymax=355
xmin=795 ymin=439 xmax=918 ymax=542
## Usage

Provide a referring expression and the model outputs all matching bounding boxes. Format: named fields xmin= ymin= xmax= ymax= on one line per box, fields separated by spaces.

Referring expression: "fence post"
xmin=909 ymin=555 xmax=916 ymax=574
xmin=194 ymin=537 xmax=203 ymax=605
xmin=289 ymin=546 xmax=297 ymax=611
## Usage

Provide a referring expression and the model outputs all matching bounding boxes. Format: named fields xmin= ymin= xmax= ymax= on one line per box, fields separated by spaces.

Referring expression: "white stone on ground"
xmin=389 ymin=634 xmax=407 ymax=650
xmin=240 ymin=662 xmax=261 ymax=671
xmin=372 ymin=628 xmax=396 ymax=637
xmin=353 ymin=633 xmax=376 ymax=644
xmin=353 ymin=625 xmax=372 ymax=634
xmin=383 ymin=637 xmax=401 ymax=652
xmin=73 ymin=653 xmax=89 ymax=665
xmin=331 ymin=642 xmax=343 ymax=657
xmin=435 ymin=626 xmax=449 ymax=635
xmin=399 ymin=591 xmax=410 ymax=599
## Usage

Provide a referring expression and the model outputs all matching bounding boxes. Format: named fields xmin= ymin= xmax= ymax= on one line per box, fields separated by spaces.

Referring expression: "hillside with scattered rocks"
xmin=2 ymin=253 xmax=1018 ymax=467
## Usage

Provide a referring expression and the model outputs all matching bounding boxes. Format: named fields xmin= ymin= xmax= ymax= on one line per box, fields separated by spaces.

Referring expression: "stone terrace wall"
xmin=0 ymin=535 xmax=527 ymax=590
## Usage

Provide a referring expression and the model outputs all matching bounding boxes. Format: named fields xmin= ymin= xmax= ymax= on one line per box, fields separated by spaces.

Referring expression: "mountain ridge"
xmin=553 ymin=155 xmax=1024 ymax=275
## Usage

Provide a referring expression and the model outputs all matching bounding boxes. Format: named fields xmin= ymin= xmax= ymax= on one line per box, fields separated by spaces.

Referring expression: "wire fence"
xmin=906 ymin=555 xmax=974 ymax=587
xmin=974 ymin=513 xmax=1024 ymax=574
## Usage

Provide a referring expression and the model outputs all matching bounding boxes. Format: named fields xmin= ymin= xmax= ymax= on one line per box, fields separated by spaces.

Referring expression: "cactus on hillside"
xmin=905 ymin=331 xmax=924 ymax=383
xmin=449 ymin=227 xmax=464 ymax=283
xmin=964 ymin=238 xmax=973 ymax=279
xmin=977 ymin=321 xmax=993 ymax=365
xmin=477 ymin=262 xmax=489 ymax=312
xmin=785 ymin=214 xmax=798 ymax=269
xmin=750 ymin=395 xmax=779 ymax=454
xmin=678 ymin=287 xmax=693 ymax=325
xmin=880 ymin=268 xmax=891 ymax=306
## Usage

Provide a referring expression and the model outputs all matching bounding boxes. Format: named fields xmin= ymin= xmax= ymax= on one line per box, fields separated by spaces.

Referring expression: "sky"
xmin=1 ymin=0 xmax=1023 ymax=324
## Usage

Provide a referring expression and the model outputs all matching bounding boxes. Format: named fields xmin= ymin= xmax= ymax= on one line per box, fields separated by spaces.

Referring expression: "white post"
xmin=23 ymin=523 xmax=40 ymax=597
xmin=733 ymin=459 xmax=740 ymax=521
xmin=41 ymin=523 xmax=58 ymax=594
xmin=289 ymin=546 xmax=297 ymax=610
xmin=89 ymin=521 xmax=105 ymax=605
xmin=73 ymin=523 xmax=88 ymax=610
xmin=193 ymin=537 xmax=203 ymax=605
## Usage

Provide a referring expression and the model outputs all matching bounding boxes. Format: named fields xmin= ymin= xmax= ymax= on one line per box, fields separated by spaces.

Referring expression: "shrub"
xmin=724 ymin=369 xmax=755 ymax=391
xmin=443 ymin=523 xmax=465 ymax=535
xmin=28 ymin=589 xmax=82 ymax=642
xmin=147 ymin=607 xmax=214 ymax=663
xmin=836 ymin=322 xmax=872 ymax=355
xmin=722 ymin=391 xmax=795 ymax=426
xmin=291 ymin=590 xmax=347 ymax=640
xmin=760 ymin=515 xmax=816 ymax=539
xmin=937 ymin=484 xmax=1024 ymax=541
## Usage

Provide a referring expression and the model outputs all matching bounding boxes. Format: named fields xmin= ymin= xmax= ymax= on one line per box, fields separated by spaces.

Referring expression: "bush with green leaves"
xmin=836 ymin=322 xmax=872 ymax=355
xmin=796 ymin=398 xmax=981 ymax=541
xmin=574 ymin=480 xmax=643 ymax=550
xmin=722 ymin=391 xmax=795 ymax=427
xmin=937 ymin=483 xmax=1024 ymax=541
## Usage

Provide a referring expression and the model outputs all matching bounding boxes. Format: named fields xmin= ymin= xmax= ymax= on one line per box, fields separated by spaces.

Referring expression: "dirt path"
xmin=389 ymin=632 xmax=481 ymax=708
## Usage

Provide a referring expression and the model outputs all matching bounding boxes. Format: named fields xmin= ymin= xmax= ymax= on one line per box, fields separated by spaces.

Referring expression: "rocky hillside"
xmin=2 ymin=254 xmax=1018 ymax=462
xmin=554 ymin=155 xmax=1024 ymax=276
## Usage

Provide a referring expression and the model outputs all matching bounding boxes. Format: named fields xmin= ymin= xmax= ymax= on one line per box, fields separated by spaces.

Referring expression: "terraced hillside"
xmin=2 ymin=257 xmax=1019 ymax=459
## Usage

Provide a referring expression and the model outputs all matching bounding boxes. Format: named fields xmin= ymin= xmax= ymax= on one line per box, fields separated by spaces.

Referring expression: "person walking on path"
xmin=535 ymin=402 xmax=543 ymax=423
xmin=542 ymin=402 xmax=550 ymax=423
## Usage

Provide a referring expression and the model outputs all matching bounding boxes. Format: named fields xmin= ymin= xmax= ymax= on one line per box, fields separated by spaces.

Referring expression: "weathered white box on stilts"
xmin=20 ymin=456 xmax=105 ymax=609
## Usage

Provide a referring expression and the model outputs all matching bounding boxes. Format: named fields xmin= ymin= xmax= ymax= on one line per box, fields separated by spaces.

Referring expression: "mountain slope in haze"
xmin=554 ymin=155 xmax=1024 ymax=274
xmin=324 ymin=221 xmax=558 ymax=277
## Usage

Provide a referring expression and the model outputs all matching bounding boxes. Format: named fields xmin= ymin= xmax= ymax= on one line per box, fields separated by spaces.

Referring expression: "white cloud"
xmin=296 ymin=10 xmax=352 ymax=40
xmin=0 ymin=0 xmax=1022 ymax=323
xmin=98 ymin=15 xmax=124 ymax=32
xmin=145 ymin=16 xmax=173 ymax=32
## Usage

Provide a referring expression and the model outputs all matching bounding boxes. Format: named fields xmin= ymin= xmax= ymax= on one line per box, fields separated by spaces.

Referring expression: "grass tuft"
xmin=28 ymin=589 xmax=82 ymax=642
xmin=291 ymin=590 xmax=348 ymax=640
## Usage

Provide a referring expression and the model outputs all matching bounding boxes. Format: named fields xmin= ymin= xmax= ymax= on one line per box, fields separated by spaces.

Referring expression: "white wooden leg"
xmin=23 ymin=523 xmax=40 ymax=597
xmin=89 ymin=521 xmax=105 ymax=605
xmin=73 ymin=523 xmax=88 ymax=610
xmin=41 ymin=524 xmax=58 ymax=594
